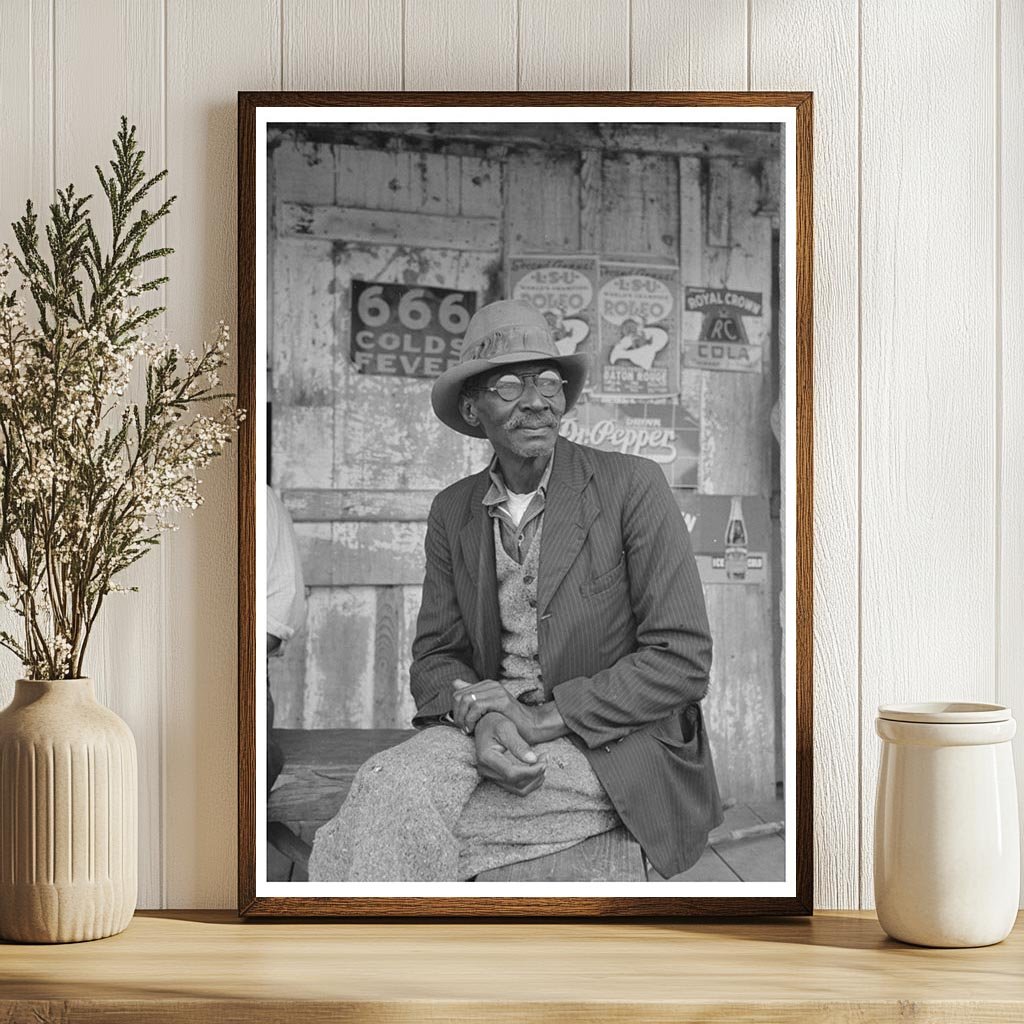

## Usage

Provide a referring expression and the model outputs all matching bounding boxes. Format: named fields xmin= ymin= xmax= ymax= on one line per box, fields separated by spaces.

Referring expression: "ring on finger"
xmin=470 ymin=693 xmax=477 ymax=702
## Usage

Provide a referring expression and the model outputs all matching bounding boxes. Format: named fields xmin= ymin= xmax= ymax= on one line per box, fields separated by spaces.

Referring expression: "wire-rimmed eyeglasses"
xmin=474 ymin=369 xmax=568 ymax=402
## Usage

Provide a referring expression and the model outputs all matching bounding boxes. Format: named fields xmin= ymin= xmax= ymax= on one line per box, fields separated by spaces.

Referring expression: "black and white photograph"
xmin=241 ymin=96 xmax=811 ymax=915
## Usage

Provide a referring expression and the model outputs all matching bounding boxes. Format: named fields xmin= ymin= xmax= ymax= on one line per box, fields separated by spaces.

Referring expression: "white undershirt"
xmin=505 ymin=488 xmax=538 ymax=527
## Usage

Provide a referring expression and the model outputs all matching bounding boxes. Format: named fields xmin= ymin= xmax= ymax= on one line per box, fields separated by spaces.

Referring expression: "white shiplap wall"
xmin=0 ymin=0 xmax=1018 ymax=911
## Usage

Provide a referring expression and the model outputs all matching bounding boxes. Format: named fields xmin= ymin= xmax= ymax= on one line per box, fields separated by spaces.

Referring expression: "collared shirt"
xmin=482 ymin=453 xmax=553 ymax=565
xmin=420 ymin=454 xmax=554 ymax=730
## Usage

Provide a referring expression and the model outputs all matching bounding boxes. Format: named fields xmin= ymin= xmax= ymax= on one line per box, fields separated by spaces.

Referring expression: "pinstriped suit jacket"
xmin=410 ymin=436 xmax=723 ymax=877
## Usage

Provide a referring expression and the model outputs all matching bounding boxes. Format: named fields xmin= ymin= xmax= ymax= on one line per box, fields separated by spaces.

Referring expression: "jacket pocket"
xmin=586 ymin=555 xmax=627 ymax=596
xmin=647 ymin=705 xmax=703 ymax=759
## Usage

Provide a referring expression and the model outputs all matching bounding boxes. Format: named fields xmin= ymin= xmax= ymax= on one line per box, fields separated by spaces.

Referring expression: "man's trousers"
xmin=308 ymin=724 xmax=620 ymax=882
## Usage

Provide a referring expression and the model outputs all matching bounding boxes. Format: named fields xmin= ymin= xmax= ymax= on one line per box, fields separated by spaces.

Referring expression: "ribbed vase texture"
xmin=0 ymin=678 xmax=137 ymax=943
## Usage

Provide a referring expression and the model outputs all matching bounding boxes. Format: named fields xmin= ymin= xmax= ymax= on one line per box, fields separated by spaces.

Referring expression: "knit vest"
xmin=493 ymin=516 xmax=544 ymax=701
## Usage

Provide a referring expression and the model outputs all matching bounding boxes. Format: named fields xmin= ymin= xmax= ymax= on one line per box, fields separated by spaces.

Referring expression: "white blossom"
xmin=0 ymin=242 xmax=241 ymax=679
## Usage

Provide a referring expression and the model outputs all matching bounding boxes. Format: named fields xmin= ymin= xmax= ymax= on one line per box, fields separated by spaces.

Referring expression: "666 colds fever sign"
xmin=350 ymin=279 xmax=477 ymax=378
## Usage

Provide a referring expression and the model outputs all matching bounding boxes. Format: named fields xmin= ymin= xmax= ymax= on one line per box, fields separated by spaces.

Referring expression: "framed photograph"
xmin=238 ymin=92 xmax=812 ymax=917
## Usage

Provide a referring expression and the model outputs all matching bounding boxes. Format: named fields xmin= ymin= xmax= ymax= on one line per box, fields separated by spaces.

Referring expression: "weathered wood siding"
xmin=269 ymin=125 xmax=780 ymax=804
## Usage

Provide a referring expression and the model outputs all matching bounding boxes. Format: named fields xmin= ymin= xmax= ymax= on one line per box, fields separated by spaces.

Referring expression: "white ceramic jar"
xmin=874 ymin=702 xmax=1019 ymax=947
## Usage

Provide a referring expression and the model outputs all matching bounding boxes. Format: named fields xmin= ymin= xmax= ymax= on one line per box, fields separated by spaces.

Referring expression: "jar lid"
xmin=877 ymin=701 xmax=1011 ymax=724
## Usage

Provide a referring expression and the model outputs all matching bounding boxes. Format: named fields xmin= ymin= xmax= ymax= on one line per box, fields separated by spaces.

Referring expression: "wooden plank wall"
xmin=750 ymin=0 xmax=860 ymax=912
xmin=269 ymin=140 xmax=497 ymax=733
xmin=269 ymin=127 xmax=781 ymax=804
xmin=1003 ymin=0 xmax=1024 ymax=925
xmin=0 ymin=0 xmax=1016 ymax=910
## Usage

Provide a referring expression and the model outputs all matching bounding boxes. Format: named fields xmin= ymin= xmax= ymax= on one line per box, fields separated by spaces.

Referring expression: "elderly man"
xmin=309 ymin=299 xmax=721 ymax=882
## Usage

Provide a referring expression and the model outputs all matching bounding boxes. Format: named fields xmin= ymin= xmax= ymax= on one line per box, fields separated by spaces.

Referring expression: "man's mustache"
xmin=506 ymin=414 xmax=558 ymax=430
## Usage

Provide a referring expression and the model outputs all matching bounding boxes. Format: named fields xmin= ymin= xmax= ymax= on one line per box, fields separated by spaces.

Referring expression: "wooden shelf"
xmin=2 ymin=910 xmax=1022 ymax=1022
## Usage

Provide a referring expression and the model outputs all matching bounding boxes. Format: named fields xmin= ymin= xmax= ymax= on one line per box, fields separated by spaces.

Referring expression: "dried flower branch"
xmin=0 ymin=117 xmax=242 ymax=679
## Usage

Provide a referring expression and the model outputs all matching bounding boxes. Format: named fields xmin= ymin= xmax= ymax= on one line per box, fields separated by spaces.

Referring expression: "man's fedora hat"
xmin=430 ymin=298 xmax=589 ymax=438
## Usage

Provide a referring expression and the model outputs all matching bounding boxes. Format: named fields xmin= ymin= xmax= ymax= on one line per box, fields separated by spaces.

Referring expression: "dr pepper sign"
xmin=350 ymin=279 xmax=477 ymax=378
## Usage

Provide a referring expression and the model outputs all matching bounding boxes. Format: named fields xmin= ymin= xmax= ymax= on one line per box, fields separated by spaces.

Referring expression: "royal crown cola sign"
xmin=682 ymin=285 xmax=765 ymax=374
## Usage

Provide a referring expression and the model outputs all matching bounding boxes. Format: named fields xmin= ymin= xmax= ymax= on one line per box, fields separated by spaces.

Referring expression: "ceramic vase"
xmin=874 ymin=702 xmax=1019 ymax=948
xmin=0 ymin=678 xmax=137 ymax=943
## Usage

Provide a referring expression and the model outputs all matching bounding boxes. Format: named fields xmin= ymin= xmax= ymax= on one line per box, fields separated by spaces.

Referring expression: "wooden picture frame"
xmin=238 ymin=91 xmax=813 ymax=917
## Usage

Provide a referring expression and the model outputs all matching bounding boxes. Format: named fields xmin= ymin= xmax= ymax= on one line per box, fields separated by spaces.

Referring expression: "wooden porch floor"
xmin=656 ymin=799 xmax=785 ymax=882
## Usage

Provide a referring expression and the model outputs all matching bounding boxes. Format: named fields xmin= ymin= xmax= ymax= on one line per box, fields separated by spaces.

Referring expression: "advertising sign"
xmin=676 ymin=493 xmax=771 ymax=584
xmin=559 ymin=399 xmax=699 ymax=488
xmin=596 ymin=263 xmax=680 ymax=398
xmin=509 ymin=255 xmax=599 ymax=360
xmin=682 ymin=285 xmax=764 ymax=374
xmin=349 ymin=280 xmax=476 ymax=378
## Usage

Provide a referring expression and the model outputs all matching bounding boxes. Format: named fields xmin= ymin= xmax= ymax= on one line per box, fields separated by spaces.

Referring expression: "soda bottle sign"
xmin=725 ymin=496 xmax=748 ymax=581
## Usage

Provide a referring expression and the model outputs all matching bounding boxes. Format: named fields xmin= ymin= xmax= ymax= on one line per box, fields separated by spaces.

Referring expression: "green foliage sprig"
xmin=0 ymin=117 xmax=242 ymax=679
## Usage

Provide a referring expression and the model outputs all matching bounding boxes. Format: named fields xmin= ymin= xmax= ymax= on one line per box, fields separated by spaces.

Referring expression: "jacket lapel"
xmin=538 ymin=438 xmax=597 ymax=618
xmin=459 ymin=472 xmax=501 ymax=679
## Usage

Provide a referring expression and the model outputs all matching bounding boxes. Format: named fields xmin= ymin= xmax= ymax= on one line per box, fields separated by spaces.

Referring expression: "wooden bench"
xmin=268 ymin=727 xmax=647 ymax=881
